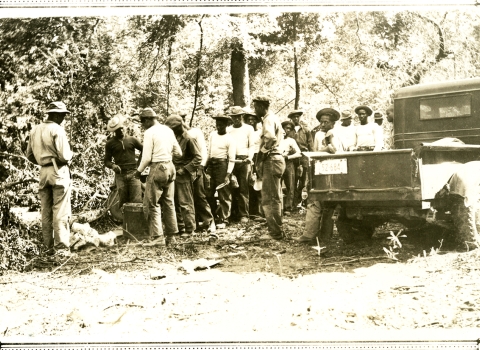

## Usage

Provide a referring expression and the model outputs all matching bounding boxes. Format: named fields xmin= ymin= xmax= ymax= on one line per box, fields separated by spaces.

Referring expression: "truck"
xmin=307 ymin=77 xmax=480 ymax=249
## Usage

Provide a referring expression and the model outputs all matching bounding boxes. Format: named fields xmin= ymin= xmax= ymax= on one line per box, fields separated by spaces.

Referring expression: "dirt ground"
xmin=1 ymin=212 xmax=480 ymax=342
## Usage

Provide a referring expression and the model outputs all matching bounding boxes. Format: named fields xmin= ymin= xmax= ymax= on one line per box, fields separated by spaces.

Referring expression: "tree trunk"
xmin=293 ymin=13 xmax=300 ymax=109
xmin=166 ymin=38 xmax=173 ymax=116
xmin=191 ymin=14 xmax=205 ymax=127
xmin=230 ymin=43 xmax=250 ymax=108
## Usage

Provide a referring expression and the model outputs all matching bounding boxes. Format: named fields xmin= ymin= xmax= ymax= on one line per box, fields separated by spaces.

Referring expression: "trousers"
xmin=282 ymin=160 xmax=295 ymax=211
xmin=231 ymin=159 xmax=251 ymax=219
xmin=193 ymin=169 xmax=214 ymax=225
xmin=143 ymin=161 xmax=178 ymax=238
xmin=261 ymin=154 xmax=285 ymax=237
xmin=115 ymin=170 xmax=142 ymax=208
xmin=174 ymin=172 xmax=196 ymax=232
xmin=207 ymin=158 xmax=231 ymax=223
xmin=38 ymin=165 xmax=71 ymax=250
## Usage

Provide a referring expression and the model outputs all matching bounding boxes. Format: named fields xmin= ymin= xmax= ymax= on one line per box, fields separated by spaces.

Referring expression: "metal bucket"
xmin=122 ymin=203 xmax=149 ymax=240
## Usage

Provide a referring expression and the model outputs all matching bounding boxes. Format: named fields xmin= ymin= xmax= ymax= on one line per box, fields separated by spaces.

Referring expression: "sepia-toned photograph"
xmin=1 ymin=3 xmax=480 ymax=346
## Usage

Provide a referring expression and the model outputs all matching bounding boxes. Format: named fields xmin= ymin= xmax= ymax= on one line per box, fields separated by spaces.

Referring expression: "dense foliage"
xmin=1 ymin=9 xmax=480 ymax=271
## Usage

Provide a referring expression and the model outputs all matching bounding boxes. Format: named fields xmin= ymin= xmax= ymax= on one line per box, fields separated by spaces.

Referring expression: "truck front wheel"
xmin=450 ymin=196 xmax=480 ymax=249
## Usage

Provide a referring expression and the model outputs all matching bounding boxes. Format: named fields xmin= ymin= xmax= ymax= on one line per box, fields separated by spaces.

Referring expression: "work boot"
xmin=144 ymin=236 xmax=166 ymax=247
xmin=294 ymin=235 xmax=315 ymax=243
xmin=165 ymin=235 xmax=177 ymax=247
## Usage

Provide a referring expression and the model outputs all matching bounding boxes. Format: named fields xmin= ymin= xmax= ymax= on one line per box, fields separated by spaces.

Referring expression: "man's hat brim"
xmin=287 ymin=110 xmax=304 ymax=118
xmin=355 ymin=105 xmax=373 ymax=116
xmin=316 ymin=108 xmax=340 ymax=122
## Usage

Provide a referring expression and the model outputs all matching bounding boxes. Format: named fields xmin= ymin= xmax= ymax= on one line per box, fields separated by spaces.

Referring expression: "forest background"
xmin=1 ymin=9 xmax=480 ymax=271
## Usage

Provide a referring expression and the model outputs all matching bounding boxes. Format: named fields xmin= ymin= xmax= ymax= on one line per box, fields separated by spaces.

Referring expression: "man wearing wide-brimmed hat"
xmin=165 ymin=115 xmax=202 ymax=237
xmin=104 ymin=114 xmax=143 ymax=212
xmin=205 ymin=113 xmax=236 ymax=229
xmin=253 ymin=95 xmax=285 ymax=240
xmin=351 ymin=105 xmax=383 ymax=152
xmin=335 ymin=109 xmax=356 ymax=152
xmin=227 ymin=106 xmax=255 ymax=223
xmin=287 ymin=109 xmax=313 ymax=210
xmin=26 ymin=101 xmax=74 ymax=258
xmin=373 ymin=111 xmax=384 ymax=126
xmin=313 ymin=108 xmax=340 ymax=153
xmin=133 ymin=107 xmax=182 ymax=246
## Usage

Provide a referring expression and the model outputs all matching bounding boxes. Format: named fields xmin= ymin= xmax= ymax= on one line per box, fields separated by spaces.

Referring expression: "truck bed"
xmin=307 ymin=149 xmax=421 ymax=202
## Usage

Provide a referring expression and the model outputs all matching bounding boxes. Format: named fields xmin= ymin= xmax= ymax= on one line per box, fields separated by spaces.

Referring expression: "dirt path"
xmin=2 ymin=214 xmax=480 ymax=341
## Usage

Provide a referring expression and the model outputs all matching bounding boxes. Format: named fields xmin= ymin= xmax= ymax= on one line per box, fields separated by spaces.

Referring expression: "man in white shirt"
xmin=351 ymin=105 xmax=383 ymax=152
xmin=180 ymin=112 xmax=215 ymax=232
xmin=243 ymin=108 xmax=263 ymax=217
xmin=132 ymin=107 xmax=182 ymax=246
xmin=296 ymin=107 xmax=339 ymax=244
xmin=279 ymin=120 xmax=302 ymax=216
xmin=26 ymin=101 xmax=73 ymax=258
xmin=206 ymin=113 xmax=236 ymax=229
xmin=227 ymin=106 xmax=255 ymax=223
xmin=334 ymin=110 xmax=356 ymax=152
xmin=253 ymin=95 xmax=285 ymax=240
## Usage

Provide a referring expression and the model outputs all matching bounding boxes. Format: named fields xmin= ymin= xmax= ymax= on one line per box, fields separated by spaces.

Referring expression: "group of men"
xmin=292 ymin=104 xmax=394 ymax=243
xmin=26 ymin=98 xmax=393 ymax=258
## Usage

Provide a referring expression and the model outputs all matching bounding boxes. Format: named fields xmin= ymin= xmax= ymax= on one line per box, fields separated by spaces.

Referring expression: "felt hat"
xmin=281 ymin=120 xmax=295 ymax=129
xmin=316 ymin=108 xmax=340 ymax=122
xmin=212 ymin=113 xmax=233 ymax=122
xmin=139 ymin=107 xmax=157 ymax=118
xmin=354 ymin=105 xmax=373 ymax=116
xmin=46 ymin=101 xmax=70 ymax=114
xmin=340 ymin=110 xmax=352 ymax=120
xmin=287 ymin=109 xmax=304 ymax=119
xmin=164 ymin=115 xmax=184 ymax=129
xmin=107 ymin=115 xmax=125 ymax=132
xmin=252 ymin=95 xmax=270 ymax=103
xmin=228 ymin=106 xmax=246 ymax=116
xmin=242 ymin=108 xmax=261 ymax=123
xmin=373 ymin=111 xmax=384 ymax=120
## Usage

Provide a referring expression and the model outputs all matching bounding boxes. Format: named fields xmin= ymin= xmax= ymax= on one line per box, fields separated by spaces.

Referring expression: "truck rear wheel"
xmin=335 ymin=209 xmax=375 ymax=243
xmin=320 ymin=208 xmax=335 ymax=241
xmin=450 ymin=196 xmax=480 ymax=249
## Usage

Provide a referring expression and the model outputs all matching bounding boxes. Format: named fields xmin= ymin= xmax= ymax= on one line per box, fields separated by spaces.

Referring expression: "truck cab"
xmin=308 ymin=78 xmax=480 ymax=248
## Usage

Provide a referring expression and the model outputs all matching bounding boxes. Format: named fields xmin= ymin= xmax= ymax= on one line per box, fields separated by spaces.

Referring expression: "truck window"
xmin=419 ymin=94 xmax=471 ymax=120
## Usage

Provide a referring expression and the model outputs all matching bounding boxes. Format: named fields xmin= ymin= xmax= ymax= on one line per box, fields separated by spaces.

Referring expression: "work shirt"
xmin=259 ymin=111 xmax=283 ymax=154
xmin=207 ymin=131 xmax=236 ymax=173
xmin=354 ymin=122 xmax=384 ymax=151
xmin=173 ymin=131 xmax=202 ymax=175
xmin=104 ymin=135 xmax=143 ymax=171
xmin=314 ymin=129 xmax=340 ymax=153
xmin=227 ymin=123 xmax=255 ymax=160
xmin=279 ymin=137 xmax=301 ymax=161
xmin=334 ymin=124 xmax=356 ymax=152
xmin=292 ymin=124 xmax=313 ymax=152
xmin=26 ymin=120 xmax=73 ymax=166
xmin=137 ymin=123 xmax=182 ymax=173
xmin=187 ymin=127 xmax=208 ymax=167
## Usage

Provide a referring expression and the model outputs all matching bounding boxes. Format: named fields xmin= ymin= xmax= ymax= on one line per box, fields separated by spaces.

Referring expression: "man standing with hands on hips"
xmin=131 ymin=108 xmax=182 ymax=246
xmin=253 ymin=96 xmax=286 ymax=240
xmin=26 ymin=101 xmax=73 ymax=258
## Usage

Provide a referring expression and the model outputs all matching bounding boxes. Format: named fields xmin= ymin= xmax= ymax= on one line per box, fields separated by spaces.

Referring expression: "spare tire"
xmin=450 ymin=195 xmax=480 ymax=249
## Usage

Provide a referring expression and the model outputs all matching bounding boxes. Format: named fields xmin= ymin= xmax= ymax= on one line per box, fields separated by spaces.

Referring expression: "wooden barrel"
xmin=122 ymin=203 xmax=149 ymax=240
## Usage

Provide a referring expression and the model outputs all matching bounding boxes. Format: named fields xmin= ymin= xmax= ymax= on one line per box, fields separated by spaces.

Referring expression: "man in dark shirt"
xmin=104 ymin=115 xmax=143 ymax=210
xmin=165 ymin=115 xmax=202 ymax=236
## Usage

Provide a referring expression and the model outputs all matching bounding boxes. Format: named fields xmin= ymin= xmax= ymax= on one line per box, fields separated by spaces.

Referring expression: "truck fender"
xmin=444 ymin=161 xmax=480 ymax=207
